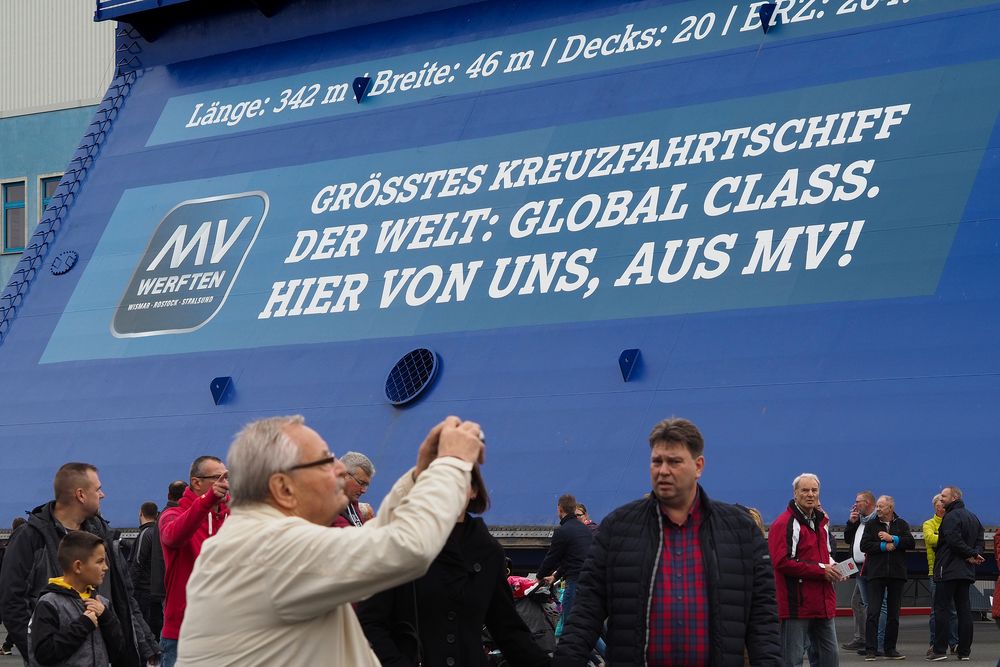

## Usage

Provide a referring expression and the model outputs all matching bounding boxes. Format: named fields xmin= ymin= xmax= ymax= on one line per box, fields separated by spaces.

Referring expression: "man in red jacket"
xmin=332 ymin=451 xmax=376 ymax=528
xmin=768 ymin=473 xmax=844 ymax=667
xmin=158 ymin=455 xmax=230 ymax=667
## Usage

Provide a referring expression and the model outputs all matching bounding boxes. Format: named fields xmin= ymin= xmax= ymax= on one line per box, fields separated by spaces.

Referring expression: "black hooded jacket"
xmin=0 ymin=503 xmax=160 ymax=665
xmin=552 ymin=486 xmax=781 ymax=667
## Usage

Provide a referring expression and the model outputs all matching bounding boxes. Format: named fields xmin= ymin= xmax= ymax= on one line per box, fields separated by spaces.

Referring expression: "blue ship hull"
xmin=2 ymin=0 xmax=998 ymax=530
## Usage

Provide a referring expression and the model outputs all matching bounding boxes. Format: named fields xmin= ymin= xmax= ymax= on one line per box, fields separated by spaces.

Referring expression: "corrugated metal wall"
xmin=0 ymin=0 xmax=114 ymax=118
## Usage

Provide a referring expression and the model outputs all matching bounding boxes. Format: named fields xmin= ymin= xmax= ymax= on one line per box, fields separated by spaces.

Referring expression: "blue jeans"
xmin=556 ymin=579 xmax=577 ymax=637
xmin=160 ymin=638 xmax=178 ymax=667
xmin=780 ymin=618 xmax=839 ymax=667
xmin=928 ymin=580 xmax=958 ymax=647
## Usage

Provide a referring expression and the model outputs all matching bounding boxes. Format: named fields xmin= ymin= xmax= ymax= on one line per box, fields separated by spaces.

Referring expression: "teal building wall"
xmin=0 ymin=106 xmax=97 ymax=286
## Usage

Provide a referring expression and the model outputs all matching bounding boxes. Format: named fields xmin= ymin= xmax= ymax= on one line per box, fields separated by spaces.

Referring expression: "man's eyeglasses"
xmin=346 ymin=470 xmax=370 ymax=490
xmin=195 ymin=473 xmax=227 ymax=481
xmin=574 ymin=512 xmax=585 ymax=518
xmin=286 ymin=454 xmax=337 ymax=472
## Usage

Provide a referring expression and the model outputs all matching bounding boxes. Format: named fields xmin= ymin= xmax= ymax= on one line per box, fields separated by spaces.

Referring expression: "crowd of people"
xmin=0 ymin=414 xmax=996 ymax=667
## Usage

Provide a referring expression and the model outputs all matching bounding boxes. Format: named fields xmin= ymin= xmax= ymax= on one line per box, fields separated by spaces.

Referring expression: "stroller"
xmin=510 ymin=576 xmax=560 ymax=653
xmin=484 ymin=575 xmax=604 ymax=666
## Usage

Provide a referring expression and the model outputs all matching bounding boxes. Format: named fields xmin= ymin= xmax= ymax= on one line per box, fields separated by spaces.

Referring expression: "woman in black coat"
xmin=357 ymin=465 xmax=550 ymax=667
xmin=859 ymin=494 xmax=915 ymax=660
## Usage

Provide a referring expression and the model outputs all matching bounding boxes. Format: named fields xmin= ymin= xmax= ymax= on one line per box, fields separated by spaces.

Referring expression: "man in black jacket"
xmin=553 ymin=417 xmax=781 ymax=667
xmin=537 ymin=492 xmax=593 ymax=635
xmin=928 ymin=485 xmax=985 ymax=661
xmin=0 ymin=462 xmax=160 ymax=666
xmin=129 ymin=501 xmax=160 ymax=639
xmin=858 ymin=495 xmax=914 ymax=660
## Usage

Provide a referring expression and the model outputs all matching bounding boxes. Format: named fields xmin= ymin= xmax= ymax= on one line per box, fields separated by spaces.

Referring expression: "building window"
xmin=41 ymin=175 xmax=62 ymax=217
xmin=3 ymin=181 xmax=27 ymax=254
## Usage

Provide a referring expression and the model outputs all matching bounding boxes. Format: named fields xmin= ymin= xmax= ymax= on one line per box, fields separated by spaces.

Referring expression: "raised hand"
xmin=211 ymin=472 xmax=230 ymax=501
xmin=414 ymin=416 xmax=458 ymax=478
xmin=438 ymin=419 xmax=485 ymax=465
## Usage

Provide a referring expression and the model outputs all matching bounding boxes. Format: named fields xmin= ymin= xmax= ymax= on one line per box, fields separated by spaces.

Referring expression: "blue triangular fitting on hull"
xmin=211 ymin=376 xmax=234 ymax=405
xmin=353 ymin=76 xmax=373 ymax=103
xmin=760 ymin=3 xmax=778 ymax=34
xmin=619 ymin=349 xmax=640 ymax=382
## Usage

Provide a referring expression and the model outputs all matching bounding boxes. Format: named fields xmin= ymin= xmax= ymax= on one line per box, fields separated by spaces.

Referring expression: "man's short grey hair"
xmin=878 ymin=495 xmax=895 ymax=508
xmin=792 ymin=473 xmax=820 ymax=493
xmin=945 ymin=486 xmax=963 ymax=500
xmin=341 ymin=451 xmax=375 ymax=477
xmin=227 ymin=415 xmax=305 ymax=507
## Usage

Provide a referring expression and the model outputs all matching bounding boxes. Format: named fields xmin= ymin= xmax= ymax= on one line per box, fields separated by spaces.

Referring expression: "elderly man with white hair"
xmin=768 ymin=473 xmax=844 ymax=667
xmin=333 ymin=451 xmax=376 ymax=527
xmin=858 ymin=494 xmax=914 ymax=660
xmin=175 ymin=414 xmax=484 ymax=667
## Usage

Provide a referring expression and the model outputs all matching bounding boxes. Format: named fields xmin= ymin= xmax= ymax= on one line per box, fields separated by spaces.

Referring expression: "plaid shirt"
xmin=646 ymin=492 xmax=709 ymax=666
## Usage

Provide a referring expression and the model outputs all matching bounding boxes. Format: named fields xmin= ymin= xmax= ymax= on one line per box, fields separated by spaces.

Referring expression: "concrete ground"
xmin=0 ymin=615 xmax=997 ymax=665
xmin=835 ymin=616 xmax=1000 ymax=666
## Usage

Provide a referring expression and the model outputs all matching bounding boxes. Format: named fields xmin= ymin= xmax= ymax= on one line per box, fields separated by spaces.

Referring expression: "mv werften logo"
xmin=112 ymin=192 xmax=268 ymax=337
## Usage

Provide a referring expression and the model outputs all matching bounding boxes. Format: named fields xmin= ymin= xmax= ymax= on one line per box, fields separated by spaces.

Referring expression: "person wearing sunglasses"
xmin=158 ymin=456 xmax=231 ymax=667
xmin=332 ymin=452 xmax=376 ymax=528
xmin=176 ymin=414 xmax=485 ymax=667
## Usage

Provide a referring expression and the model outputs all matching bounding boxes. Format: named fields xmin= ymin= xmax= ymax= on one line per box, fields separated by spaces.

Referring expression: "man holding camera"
xmin=158 ymin=456 xmax=231 ymax=667
xmin=176 ymin=415 xmax=484 ymax=666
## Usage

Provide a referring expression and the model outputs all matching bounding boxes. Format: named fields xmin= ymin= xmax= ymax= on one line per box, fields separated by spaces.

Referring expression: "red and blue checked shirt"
xmin=645 ymin=493 xmax=710 ymax=666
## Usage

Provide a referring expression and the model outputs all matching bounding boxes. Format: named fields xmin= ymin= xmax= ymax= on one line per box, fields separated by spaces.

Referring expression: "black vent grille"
xmin=385 ymin=348 xmax=438 ymax=406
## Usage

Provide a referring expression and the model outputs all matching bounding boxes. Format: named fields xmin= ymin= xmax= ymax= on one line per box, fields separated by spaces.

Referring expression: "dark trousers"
xmin=135 ymin=590 xmax=164 ymax=640
xmin=932 ymin=579 xmax=973 ymax=656
xmin=865 ymin=578 xmax=903 ymax=652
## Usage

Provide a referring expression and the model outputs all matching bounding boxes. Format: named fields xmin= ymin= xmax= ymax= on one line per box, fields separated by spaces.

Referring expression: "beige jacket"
xmin=175 ymin=457 xmax=472 ymax=666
